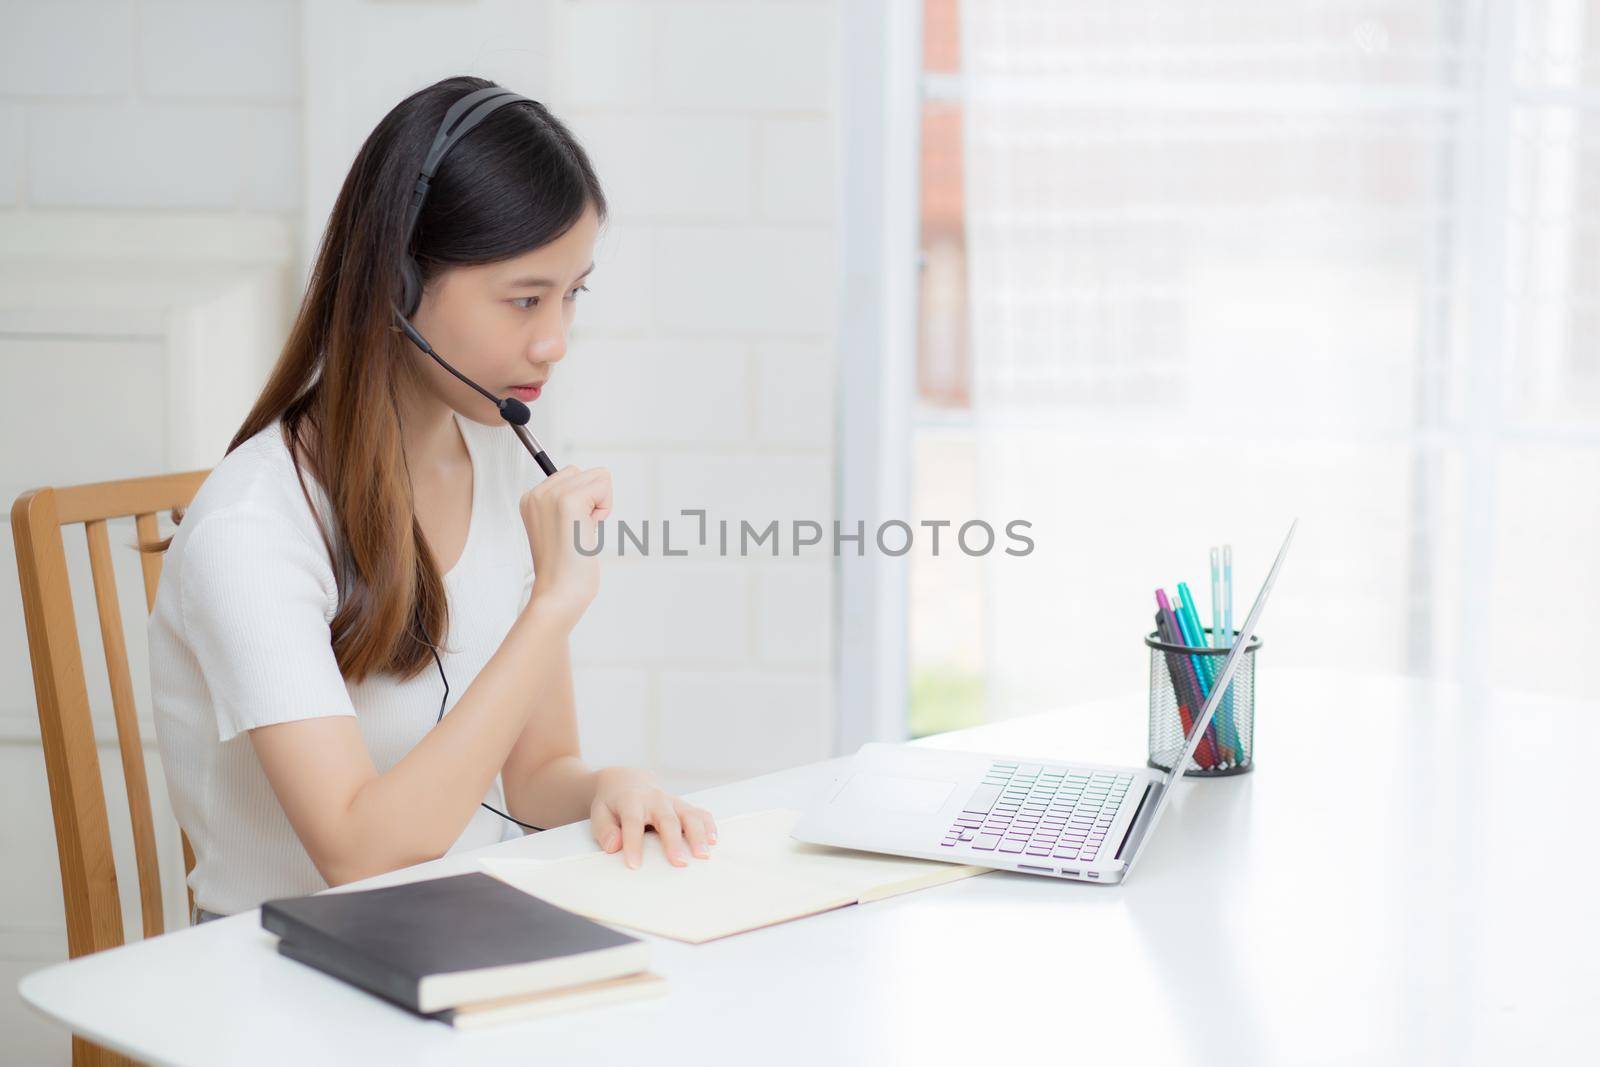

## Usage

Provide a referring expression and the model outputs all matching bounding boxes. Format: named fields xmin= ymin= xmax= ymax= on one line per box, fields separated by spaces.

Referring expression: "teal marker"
xmin=1210 ymin=548 xmax=1225 ymax=648
xmin=1222 ymin=545 xmax=1237 ymax=759
xmin=1222 ymin=546 xmax=1234 ymax=644
xmin=1178 ymin=582 xmax=1240 ymax=762
xmin=1170 ymin=586 xmax=1219 ymax=758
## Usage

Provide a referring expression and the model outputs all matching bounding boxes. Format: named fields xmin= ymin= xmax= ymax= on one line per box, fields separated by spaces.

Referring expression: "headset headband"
xmin=402 ymin=86 xmax=532 ymax=247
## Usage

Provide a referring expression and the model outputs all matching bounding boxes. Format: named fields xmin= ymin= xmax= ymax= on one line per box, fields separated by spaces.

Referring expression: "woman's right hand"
xmin=520 ymin=464 xmax=612 ymax=628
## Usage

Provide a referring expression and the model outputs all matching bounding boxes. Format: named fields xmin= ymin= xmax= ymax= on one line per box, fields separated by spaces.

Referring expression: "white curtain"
xmin=956 ymin=0 xmax=1600 ymax=718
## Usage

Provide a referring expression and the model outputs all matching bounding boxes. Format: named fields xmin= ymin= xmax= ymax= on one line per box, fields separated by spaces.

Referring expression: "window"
xmin=909 ymin=0 xmax=982 ymax=736
xmin=907 ymin=1 xmax=1600 ymax=736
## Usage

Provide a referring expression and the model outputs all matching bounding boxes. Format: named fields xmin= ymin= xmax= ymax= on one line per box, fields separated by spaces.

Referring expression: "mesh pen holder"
xmin=1145 ymin=628 xmax=1261 ymax=777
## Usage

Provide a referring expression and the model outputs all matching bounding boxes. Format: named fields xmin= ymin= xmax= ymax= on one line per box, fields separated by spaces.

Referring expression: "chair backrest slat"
xmin=11 ymin=469 xmax=208 ymax=963
xmin=11 ymin=489 xmax=125 ymax=959
xmin=133 ymin=512 xmax=164 ymax=612
xmin=84 ymin=519 xmax=165 ymax=941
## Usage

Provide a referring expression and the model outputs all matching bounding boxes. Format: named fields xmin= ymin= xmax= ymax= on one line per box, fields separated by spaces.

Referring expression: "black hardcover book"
xmin=260 ymin=872 xmax=649 ymax=1014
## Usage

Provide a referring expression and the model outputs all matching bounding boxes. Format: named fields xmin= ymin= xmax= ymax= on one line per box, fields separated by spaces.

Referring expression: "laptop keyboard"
xmin=941 ymin=762 xmax=1133 ymax=865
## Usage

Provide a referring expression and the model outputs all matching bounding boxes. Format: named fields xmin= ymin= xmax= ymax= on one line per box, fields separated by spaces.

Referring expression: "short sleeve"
xmin=178 ymin=506 xmax=357 ymax=743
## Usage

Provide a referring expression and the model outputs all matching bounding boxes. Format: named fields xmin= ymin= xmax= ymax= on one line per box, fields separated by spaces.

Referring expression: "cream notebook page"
xmin=480 ymin=808 xmax=991 ymax=944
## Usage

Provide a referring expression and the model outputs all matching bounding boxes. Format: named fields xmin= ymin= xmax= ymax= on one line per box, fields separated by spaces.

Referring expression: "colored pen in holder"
xmin=1144 ymin=626 xmax=1261 ymax=777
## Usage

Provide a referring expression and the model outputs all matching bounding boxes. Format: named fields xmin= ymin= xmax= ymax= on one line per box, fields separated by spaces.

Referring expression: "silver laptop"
xmin=792 ymin=521 xmax=1296 ymax=884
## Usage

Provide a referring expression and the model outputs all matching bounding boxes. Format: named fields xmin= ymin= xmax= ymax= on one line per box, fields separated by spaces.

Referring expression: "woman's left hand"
xmin=591 ymin=766 xmax=718 ymax=869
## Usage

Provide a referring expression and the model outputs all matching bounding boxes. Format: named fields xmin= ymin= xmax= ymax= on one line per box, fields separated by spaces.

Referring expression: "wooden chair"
xmin=12 ymin=471 xmax=209 ymax=1067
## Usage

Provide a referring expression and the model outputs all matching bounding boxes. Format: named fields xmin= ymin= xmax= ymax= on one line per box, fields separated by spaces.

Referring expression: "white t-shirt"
xmin=150 ymin=413 xmax=540 ymax=915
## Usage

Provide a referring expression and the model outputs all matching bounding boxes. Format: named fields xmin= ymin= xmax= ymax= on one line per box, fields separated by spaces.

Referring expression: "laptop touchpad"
xmin=836 ymin=772 xmax=957 ymax=815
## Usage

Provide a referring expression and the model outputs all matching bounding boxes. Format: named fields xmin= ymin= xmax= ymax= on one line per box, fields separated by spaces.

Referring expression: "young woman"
xmin=150 ymin=76 xmax=716 ymax=921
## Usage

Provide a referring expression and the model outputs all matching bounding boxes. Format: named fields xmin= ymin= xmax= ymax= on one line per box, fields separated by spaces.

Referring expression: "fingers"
xmin=619 ymin=801 xmax=647 ymax=869
xmin=591 ymin=799 xmax=620 ymax=853
xmin=539 ymin=467 xmax=612 ymax=523
xmin=526 ymin=463 xmax=586 ymax=500
xmin=586 ymin=470 xmax=613 ymax=523
xmin=533 ymin=464 xmax=606 ymax=490
xmin=522 ymin=467 xmax=614 ymax=536
xmin=603 ymin=797 xmax=719 ymax=870
xmin=643 ymin=801 xmax=717 ymax=867
xmin=562 ymin=469 xmax=612 ymax=520
xmin=537 ymin=463 xmax=582 ymax=489
xmin=677 ymin=802 xmax=713 ymax=860
xmin=651 ymin=803 xmax=688 ymax=867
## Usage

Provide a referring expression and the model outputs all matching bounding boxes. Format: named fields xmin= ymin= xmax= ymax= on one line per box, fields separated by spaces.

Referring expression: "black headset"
xmin=401 ymin=84 xmax=571 ymax=834
xmin=393 ymin=84 xmax=559 ymax=478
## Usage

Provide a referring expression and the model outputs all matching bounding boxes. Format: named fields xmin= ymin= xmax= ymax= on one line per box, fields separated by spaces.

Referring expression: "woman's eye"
xmin=564 ymin=284 xmax=591 ymax=302
xmin=512 ymin=296 xmax=539 ymax=310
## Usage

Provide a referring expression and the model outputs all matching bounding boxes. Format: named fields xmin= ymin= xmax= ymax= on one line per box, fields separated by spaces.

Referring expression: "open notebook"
xmin=480 ymin=808 xmax=992 ymax=944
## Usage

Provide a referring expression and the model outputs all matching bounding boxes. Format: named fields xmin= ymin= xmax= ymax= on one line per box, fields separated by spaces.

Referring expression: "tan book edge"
xmin=419 ymin=938 xmax=650 ymax=1011
xmin=444 ymin=971 xmax=668 ymax=1029
xmin=481 ymin=808 xmax=992 ymax=944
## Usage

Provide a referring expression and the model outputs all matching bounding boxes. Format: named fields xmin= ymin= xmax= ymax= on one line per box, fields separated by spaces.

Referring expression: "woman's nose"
xmin=530 ymin=328 xmax=566 ymax=365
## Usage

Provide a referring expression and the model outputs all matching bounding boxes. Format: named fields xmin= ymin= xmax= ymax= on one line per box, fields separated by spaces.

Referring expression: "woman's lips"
xmin=508 ymin=384 xmax=542 ymax=402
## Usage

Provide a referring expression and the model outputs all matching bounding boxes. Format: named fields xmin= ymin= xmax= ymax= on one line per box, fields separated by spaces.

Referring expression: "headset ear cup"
xmin=399 ymin=257 xmax=422 ymax=319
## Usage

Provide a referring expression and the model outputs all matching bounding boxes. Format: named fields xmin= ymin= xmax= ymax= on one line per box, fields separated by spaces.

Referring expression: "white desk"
xmin=20 ymin=672 xmax=1600 ymax=1065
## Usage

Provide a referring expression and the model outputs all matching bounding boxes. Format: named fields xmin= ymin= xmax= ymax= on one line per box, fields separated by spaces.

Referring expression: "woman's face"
xmin=407 ymin=202 xmax=600 ymax=425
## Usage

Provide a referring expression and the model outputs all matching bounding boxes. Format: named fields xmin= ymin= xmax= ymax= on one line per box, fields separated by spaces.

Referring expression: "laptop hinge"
xmin=1115 ymin=781 xmax=1158 ymax=861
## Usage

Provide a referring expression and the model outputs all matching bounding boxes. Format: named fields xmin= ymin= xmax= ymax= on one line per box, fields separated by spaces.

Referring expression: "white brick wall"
xmin=545 ymin=0 xmax=841 ymax=795
xmin=757 ymin=117 xmax=836 ymax=221
xmin=575 ymin=114 xmax=755 ymax=222
xmin=138 ymin=1 xmax=299 ymax=101
xmin=552 ymin=336 xmax=751 ymax=446
xmin=656 ymin=669 xmax=832 ymax=777
xmin=652 ymin=2 xmax=833 ymax=112
xmin=654 ymin=225 xmax=836 ymax=334
xmin=0 ymin=102 xmax=21 ymax=205
xmin=0 ymin=1 xmax=136 ymax=96
xmin=2 ymin=0 xmax=302 ymax=215
xmin=754 ymin=340 xmax=836 ymax=445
